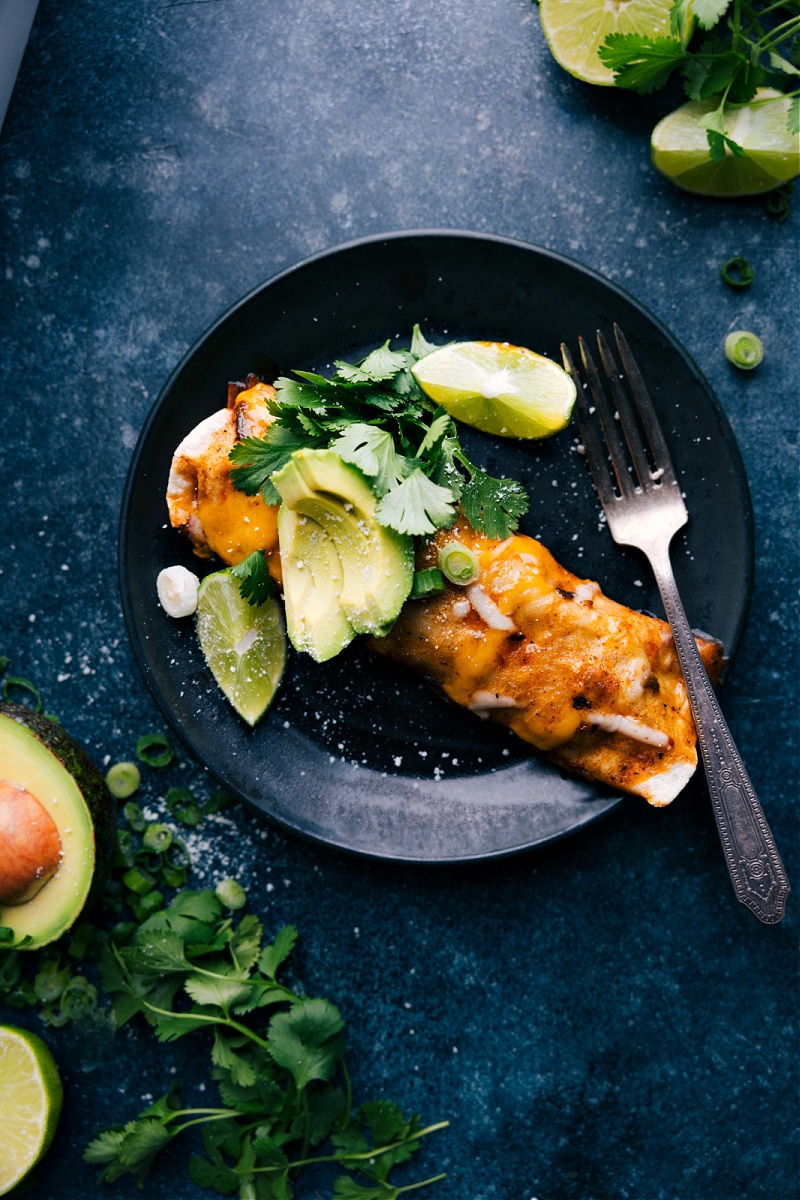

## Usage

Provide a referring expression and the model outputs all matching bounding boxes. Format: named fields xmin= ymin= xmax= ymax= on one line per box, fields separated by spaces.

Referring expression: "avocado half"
xmin=0 ymin=704 xmax=117 ymax=949
xmin=273 ymin=449 xmax=414 ymax=662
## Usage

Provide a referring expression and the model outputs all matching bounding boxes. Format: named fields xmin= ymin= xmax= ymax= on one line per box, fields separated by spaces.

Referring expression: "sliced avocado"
xmin=0 ymin=705 xmax=117 ymax=949
xmin=277 ymin=505 xmax=356 ymax=661
xmin=273 ymin=449 xmax=414 ymax=661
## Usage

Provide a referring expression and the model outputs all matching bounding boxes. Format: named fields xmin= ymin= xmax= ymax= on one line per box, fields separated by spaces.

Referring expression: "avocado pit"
xmin=0 ymin=781 xmax=63 ymax=905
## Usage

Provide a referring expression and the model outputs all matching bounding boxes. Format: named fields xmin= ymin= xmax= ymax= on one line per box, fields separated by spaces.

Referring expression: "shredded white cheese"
xmin=469 ymin=691 xmax=519 ymax=712
xmin=466 ymin=585 xmax=516 ymax=631
xmin=586 ymin=712 xmax=670 ymax=749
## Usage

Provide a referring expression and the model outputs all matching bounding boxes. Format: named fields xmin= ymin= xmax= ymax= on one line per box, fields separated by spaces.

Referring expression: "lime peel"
xmin=196 ymin=570 xmax=287 ymax=726
xmin=0 ymin=1024 xmax=63 ymax=1195
xmin=412 ymin=340 xmax=576 ymax=440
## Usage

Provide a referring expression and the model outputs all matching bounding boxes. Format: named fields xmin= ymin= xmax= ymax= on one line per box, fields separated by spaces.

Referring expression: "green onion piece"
xmin=59 ymin=976 xmax=98 ymax=1020
xmin=123 ymin=801 xmax=146 ymax=833
xmin=204 ymin=788 xmax=234 ymax=814
xmin=122 ymin=865 xmax=157 ymax=896
xmin=105 ymin=761 xmax=141 ymax=799
xmin=409 ymin=568 xmax=446 ymax=600
xmin=143 ymin=823 xmax=173 ymax=854
xmin=114 ymin=831 xmax=136 ymax=871
xmin=725 ymin=330 xmax=764 ymax=371
xmin=2 ymin=675 xmax=43 ymax=712
xmin=34 ymin=960 xmax=70 ymax=1004
xmin=134 ymin=889 xmax=163 ymax=918
xmin=159 ymin=864 xmax=188 ymax=889
xmin=109 ymin=921 xmax=136 ymax=946
xmin=136 ymin=732 xmax=174 ymax=767
xmin=0 ymin=926 xmax=16 ymax=945
xmin=165 ymin=787 xmax=202 ymax=826
xmin=720 ymin=256 xmax=754 ymax=289
xmin=437 ymin=542 xmax=480 ymax=585
xmin=215 ymin=878 xmax=247 ymax=910
xmin=67 ymin=921 xmax=96 ymax=961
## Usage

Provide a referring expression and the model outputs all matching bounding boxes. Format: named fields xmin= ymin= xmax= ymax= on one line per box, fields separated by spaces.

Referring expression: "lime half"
xmin=651 ymin=90 xmax=800 ymax=196
xmin=0 ymin=1025 xmax=63 ymax=1195
xmin=540 ymin=0 xmax=673 ymax=86
xmin=412 ymin=341 xmax=576 ymax=439
xmin=196 ymin=570 xmax=287 ymax=726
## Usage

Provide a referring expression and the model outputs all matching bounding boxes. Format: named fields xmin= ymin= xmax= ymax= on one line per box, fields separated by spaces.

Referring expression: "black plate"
xmin=119 ymin=231 xmax=753 ymax=863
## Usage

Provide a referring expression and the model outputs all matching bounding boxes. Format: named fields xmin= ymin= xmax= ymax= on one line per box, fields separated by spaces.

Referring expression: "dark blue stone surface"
xmin=1 ymin=2 xmax=797 ymax=1198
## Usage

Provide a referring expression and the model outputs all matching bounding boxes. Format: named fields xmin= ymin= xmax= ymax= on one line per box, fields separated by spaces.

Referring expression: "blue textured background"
xmin=0 ymin=2 xmax=797 ymax=1197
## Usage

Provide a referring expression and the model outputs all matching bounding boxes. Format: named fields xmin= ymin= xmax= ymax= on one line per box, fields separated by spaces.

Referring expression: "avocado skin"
xmin=0 ymin=704 xmax=117 ymax=916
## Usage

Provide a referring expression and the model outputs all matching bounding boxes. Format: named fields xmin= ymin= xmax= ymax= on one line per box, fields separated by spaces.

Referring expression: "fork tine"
xmin=561 ymin=342 xmax=618 ymax=511
xmin=577 ymin=335 xmax=638 ymax=499
xmin=596 ymin=330 xmax=657 ymax=491
xmin=613 ymin=324 xmax=678 ymax=489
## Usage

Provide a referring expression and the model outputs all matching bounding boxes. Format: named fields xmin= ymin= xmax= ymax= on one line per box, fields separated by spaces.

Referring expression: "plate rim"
xmin=118 ymin=228 xmax=754 ymax=863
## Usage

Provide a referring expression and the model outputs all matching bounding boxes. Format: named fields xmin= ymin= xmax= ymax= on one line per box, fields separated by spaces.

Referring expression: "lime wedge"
xmin=0 ymin=1025 xmax=63 ymax=1195
xmin=412 ymin=341 xmax=576 ymax=439
xmin=196 ymin=570 xmax=287 ymax=726
xmin=539 ymin=0 xmax=673 ymax=86
xmin=651 ymin=90 xmax=800 ymax=196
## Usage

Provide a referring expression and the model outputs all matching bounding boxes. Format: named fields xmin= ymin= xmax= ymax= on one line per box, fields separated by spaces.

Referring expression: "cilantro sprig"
xmin=229 ymin=325 xmax=528 ymax=541
xmin=598 ymin=0 xmax=800 ymax=162
xmin=87 ymin=891 xmax=448 ymax=1196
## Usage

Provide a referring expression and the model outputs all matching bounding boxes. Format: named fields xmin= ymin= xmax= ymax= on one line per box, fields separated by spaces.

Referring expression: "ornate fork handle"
xmin=648 ymin=542 xmax=790 ymax=924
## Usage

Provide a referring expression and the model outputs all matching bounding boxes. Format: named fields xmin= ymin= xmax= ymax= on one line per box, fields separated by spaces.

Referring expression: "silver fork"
xmin=562 ymin=325 xmax=789 ymax=925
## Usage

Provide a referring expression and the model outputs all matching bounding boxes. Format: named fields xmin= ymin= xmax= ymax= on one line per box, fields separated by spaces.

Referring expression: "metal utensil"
xmin=562 ymin=325 xmax=789 ymax=924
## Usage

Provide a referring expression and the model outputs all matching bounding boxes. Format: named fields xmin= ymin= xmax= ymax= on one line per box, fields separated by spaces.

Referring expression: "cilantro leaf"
xmin=335 ymin=341 xmax=410 ymax=383
xmin=184 ymin=971 xmax=253 ymax=1012
xmin=690 ymin=0 xmax=733 ymax=29
xmin=187 ymin=1155 xmax=241 ymax=1195
xmin=598 ymin=33 xmax=686 ymax=92
xmin=334 ymin=423 xmax=407 ymax=495
xmin=267 ymin=996 xmax=345 ymax=1088
xmin=410 ymin=323 xmax=442 ymax=359
xmin=258 ymin=923 xmax=298 ymax=980
xmin=230 ymin=551 xmax=275 ymax=607
xmin=375 ymin=468 xmax=457 ymax=536
xmin=459 ymin=466 xmax=528 ymax=540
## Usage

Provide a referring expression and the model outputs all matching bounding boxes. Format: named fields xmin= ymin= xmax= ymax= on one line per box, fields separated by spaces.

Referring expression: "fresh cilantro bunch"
xmin=598 ymin=0 xmax=800 ymax=160
xmin=229 ymin=325 xmax=528 ymax=541
xmin=86 ymin=890 xmax=447 ymax=1197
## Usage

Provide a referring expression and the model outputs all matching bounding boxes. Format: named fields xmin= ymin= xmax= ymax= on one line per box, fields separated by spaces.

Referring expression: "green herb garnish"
xmin=229 ymin=326 xmax=528 ymax=542
xmin=229 ymin=549 xmax=276 ymax=607
xmin=598 ymin=0 xmax=800 ymax=162
xmin=86 ymin=893 xmax=448 ymax=1194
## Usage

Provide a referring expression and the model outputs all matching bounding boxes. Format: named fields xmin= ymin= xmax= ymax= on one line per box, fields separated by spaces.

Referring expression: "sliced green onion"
xmin=122 ymin=865 xmax=157 ymax=896
xmin=33 ymin=960 xmax=70 ymax=1004
xmin=165 ymin=787 xmax=202 ymax=826
xmin=725 ymin=330 xmax=764 ymax=370
xmin=123 ymin=801 xmax=146 ymax=833
xmin=67 ymin=921 xmax=96 ymax=961
xmin=409 ymin=568 xmax=446 ymax=600
xmin=720 ymin=256 xmax=754 ymax=289
xmin=105 ymin=761 xmax=141 ymax=799
xmin=0 ymin=926 xmax=16 ymax=946
xmin=143 ymin=823 xmax=173 ymax=854
xmin=215 ymin=878 xmax=247 ymax=910
xmin=136 ymin=732 xmax=174 ymax=767
xmin=2 ymin=675 xmax=43 ymax=712
xmin=59 ymin=976 xmax=98 ymax=1020
xmin=159 ymin=864 xmax=188 ymax=889
xmin=109 ymin=921 xmax=136 ymax=946
xmin=204 ymin=788 xmax=234 ymax=814
xmin=114 ymin=831 xmax=136 ymax=871
xmin=133 ymin=889 xmax=163 ymax=918
xmin=437 ymin=542 xmax=480 ymax=586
